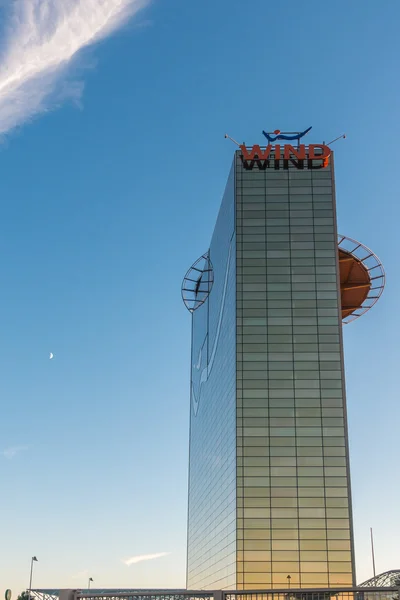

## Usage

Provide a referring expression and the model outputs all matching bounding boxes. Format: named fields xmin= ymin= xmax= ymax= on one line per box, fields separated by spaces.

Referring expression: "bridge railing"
xmin=30 ymin=587 xmax=399 ymax=600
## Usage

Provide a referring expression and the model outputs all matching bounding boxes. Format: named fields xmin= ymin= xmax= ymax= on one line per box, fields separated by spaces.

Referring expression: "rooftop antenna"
xmin=224 ymin=133 xmax=241 ymax=147
xmin=327 ymin=133 xmax=346 ymax=145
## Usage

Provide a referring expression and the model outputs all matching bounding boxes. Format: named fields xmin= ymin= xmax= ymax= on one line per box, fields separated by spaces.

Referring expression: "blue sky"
xmin=0 ymin=0 xmax=399 ymax=593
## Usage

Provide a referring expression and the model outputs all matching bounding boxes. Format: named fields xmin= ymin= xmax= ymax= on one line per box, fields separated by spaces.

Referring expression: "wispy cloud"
xmin=2 ymin=445 xmax=29 ymax=459
xmin=0 ymin=0 xmax=149 ymax=136
xmin=122 ymin=552 xmax=170 ymax=566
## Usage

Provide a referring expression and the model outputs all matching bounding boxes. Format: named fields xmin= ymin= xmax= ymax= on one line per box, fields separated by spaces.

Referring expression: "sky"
xmin=0 ymin=0 xmax=399 ymax=593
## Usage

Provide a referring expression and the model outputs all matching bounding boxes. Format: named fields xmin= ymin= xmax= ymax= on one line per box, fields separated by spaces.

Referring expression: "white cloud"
xmin=0 ymin=0 xmax=149 ymax=135
xmin=2 ymin=445 xmax=28 ymax=459
xmin=122 ymin=552 xmax=170 ymax=566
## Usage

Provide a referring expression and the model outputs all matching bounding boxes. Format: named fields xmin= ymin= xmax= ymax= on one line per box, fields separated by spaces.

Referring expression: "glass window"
xmin=326 ymin=497 xmax=348 ymax=508
xmin=327 ymin=518 xmax=351 ymax=528
xmin=326 ymin=529 xmax=350 ymax=539
xmin=328 ymin=561 xmax=353 ymax=573
xmin=271 ymin=507 xmax=298 ymax=518
xmin=243 ymin=497 xmax=271 ymax=508
xmin=242 ymin=573 xmax=272 ymax=584
xmin=243 ymin=518 xmax=270 ymax=528
xmin=329 ymin=573 xmax=353 ymax=585
xmin=299 ymin=518 xmax=326 ymax=528
xmin=300 ymin=573 xmax=329 ymax=584
xmin=244 ymin=539 xmax=272 ymax=550
xmin=300 ymin=548 xmax=328 ymax=562
xmin=271 ymin=562 xmax=301 ymax=574
xmin=272 ymin=529 xmax=299 ymax=539
xmin=272 ymin=550 xmax=300 ymax=561
xmin=243 ymin=507 xmax=271 ymax=518
xmin=271 ymin=477 xmax=297 ymax=487
xmin=299 ymin=508 xmax=326 ymax=519
xmin=299 ymin=529 xmax=327 ymax=539
xmin=325 ymin=487 xmax=349 ymax=498
xmin=271 ymin=497 xmax=297 ymax=507
xmin=298 ymin=497 xmax=325 ymax=507
xmin=271 ymin=518 xmax=298 ymax=528
xmin=243 ymin=550 xmax=271 ymax=561
xmin=300 ymin=540 xmax=327 ymax=550
xmin=271 ymin=487 xmax=297 ymax=497
xmin=272 ymin=540 xmax=299 ymax=550
xmin=327 ymin=540 xmax=351 ymax=551
xmin=270 ymin=457 xmax=296 ymax=466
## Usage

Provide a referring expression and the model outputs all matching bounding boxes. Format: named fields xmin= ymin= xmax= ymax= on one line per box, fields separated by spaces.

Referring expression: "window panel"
xmin=328 ymin=573 xmax=353 ymax=585
xmin=271 ymin=518 xmax=299 ymax=528
xmin=271 ymin=508 xmax=298 ymax=518
xmin=271 ymin=497 xmax=297 ymax=508
xmin=272 ymin=562 xmax=301 ymax=574
xmin=328 ymin=561 xmax=353 ymax=573
xmin=300 ymin=550 xmax=328 ymax=560
xmin=327 ymin=540 xmax=351 ymax=551
xmin=243 ymin=573 xmax=272 ymax=584
xmin=244 ymin=529 xmax=275 ymax=540
xmin=243 ymin=518 xmax=270 ymax=528
xmin=300 ymin=573 xmax=329 ymax=584
xmin=243 ymin=551 xmax=271 ymax=561
xmin=299 ymin=508 xmax=326 ymax=518
xmin=244 ymin=539 xmax=272 ymax=550
xmin=272 ymin=528 xmax=299 ymax=539
xmin=272 ymin=540 xmax=299 ymax=550
xmin=299 ymin=529 xmax=327 ymax=539
xmin=328 ymin=551 xmax=352 ymax=562
xmin=272 ymin=550 xmax=300 ymax=561
xmin=243 ymin=508 xmax=271 ymax=518
xmin=301 ymin=562 xmax=329 ymax=573
xmin=298 ymin=487 xmax=325 ymax=497
xmin=300 ymin=540 xmax=327 ymax=550
xmin=326 ymin=529 xmax=351 ymax=540
xmin=298 ymin=497 xmax=325 ymax=508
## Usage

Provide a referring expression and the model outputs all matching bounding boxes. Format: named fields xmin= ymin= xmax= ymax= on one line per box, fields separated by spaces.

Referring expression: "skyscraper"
xmin=182 ymin=132 xmax=384 ymax=591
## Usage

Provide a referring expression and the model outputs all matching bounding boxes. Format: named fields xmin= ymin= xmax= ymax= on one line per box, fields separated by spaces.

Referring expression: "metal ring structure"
xmin=182 ymin=252 xmax=214 ymax=312
xmin=359 ymin=569 xmax=400 ymax=587
xmin=338 ymin=234 xmax=385 ymax=324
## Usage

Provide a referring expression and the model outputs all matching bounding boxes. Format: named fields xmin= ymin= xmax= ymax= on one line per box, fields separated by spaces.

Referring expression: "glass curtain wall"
xmin=235 ymin=150 xmax=355 ymax=590
xmin=187 ymin=165 xmax=237 ymax=590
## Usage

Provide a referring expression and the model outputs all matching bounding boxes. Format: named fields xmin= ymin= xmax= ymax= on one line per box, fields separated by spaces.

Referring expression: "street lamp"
xmin=28 ymin=557 xmax=38 ymax=600
xmin=88 ymin=578 xmax=93 ymax=592
xmin=287 ymin=574 xmax=291 ymax=590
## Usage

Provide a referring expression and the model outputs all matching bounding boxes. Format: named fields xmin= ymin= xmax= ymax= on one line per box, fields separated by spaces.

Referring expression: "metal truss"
xmin=338 ymin=234 xmax=385 ymax=324
xmin=359 ymin=570 xmax=400 ymax=587
xmin=182 ymin=252 xmax=214 ymax=312
xmin=30 ymin=591 xmax=60 ymax=600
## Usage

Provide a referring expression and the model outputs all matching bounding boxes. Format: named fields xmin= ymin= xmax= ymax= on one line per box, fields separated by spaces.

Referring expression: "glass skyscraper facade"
xmin=184 ymin=147 xmax=355 ymax=590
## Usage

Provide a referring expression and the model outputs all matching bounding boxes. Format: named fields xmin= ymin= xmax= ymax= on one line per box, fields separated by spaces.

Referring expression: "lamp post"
xmin=28 ymin=557 xmax=38 ymax=600
xmin=88 ymin=578 xmax=93 ymax=592
xmin=287 ymin=575 xmax=291 ymax=590
xmin=370 ymin=527 xmax=377 ymax=578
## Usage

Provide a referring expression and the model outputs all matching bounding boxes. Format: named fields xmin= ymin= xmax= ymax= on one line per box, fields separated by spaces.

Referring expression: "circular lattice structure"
xmin=338 ymin=234 xmax=385 ymax=324
xmin=182 ymin=252 xmax=214 ymax=312
xmin=359 ymin=569 xmax=400 ymax=587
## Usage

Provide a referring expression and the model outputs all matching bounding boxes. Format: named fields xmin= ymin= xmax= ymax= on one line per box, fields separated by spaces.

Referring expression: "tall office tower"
xmin=182 ymin=133 xmax=385 ymax=591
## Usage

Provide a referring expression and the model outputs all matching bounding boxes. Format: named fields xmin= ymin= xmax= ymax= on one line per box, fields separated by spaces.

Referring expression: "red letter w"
xmin=240 ymin=145 xmax=272 ymax=160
